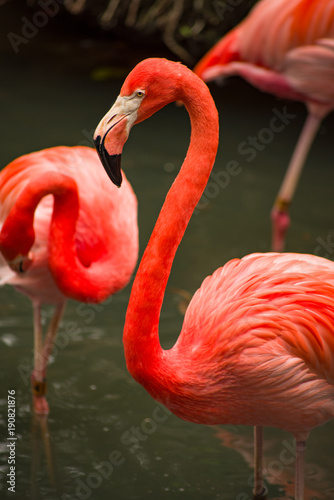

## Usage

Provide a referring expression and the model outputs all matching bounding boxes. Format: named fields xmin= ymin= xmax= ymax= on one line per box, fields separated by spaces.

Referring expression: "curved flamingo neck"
xmin=0 ymin=172 xmax=117 ymax=303
xmin=123 ymin=70 xmax=219 ymax=395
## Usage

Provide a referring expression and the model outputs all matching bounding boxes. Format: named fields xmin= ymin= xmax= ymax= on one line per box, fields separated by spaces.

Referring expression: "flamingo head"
xmin=0 ymin=226 xmax=34 ymax=274
xmin=94 ymin=58 xmax=187 ymax=186
xmin=6 ymin=253 xmax=33 ymax=274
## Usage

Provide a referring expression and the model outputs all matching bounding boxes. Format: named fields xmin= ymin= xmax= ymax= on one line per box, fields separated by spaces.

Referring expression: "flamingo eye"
xmin=135 ymin=90 xmax=145 ymax=98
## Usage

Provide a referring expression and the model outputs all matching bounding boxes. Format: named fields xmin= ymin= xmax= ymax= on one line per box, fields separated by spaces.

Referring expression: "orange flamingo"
xmin=0 ymin=146 xmax=138 ymax=414
xmin=193 ymin=0 xmax=334 ymax=253
xmin=94 ymin=58 xmax=334 ymax=500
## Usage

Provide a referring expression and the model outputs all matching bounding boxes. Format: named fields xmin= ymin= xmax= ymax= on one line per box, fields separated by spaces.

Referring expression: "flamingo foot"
xmin=270 ymin=206 xmax=290 ymax=252
xmin=31 ymin=374 xmax=49 ymax=414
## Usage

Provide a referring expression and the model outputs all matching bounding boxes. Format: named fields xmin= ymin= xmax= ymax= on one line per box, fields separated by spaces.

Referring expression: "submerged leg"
xmin=271 ymin=112 xmax=322 ymax=252
xmin=252 ymin=426 xmax=267 ymax=499
xmin=295 ymin=440 xmax=306 ymax=500
xmin=31 ymin=302 xmax=66 ymax=414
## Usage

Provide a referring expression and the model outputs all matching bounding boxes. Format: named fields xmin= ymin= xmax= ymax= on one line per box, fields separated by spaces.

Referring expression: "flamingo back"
xmin=232 ymin=0 xmax=334 ymax=68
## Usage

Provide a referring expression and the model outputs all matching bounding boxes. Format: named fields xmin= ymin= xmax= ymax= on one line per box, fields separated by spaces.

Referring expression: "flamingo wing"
xmin=282 ymin=39 xmax=334 ymax=107
xmin=179 ymin=253 xmax=334 ymax=383
xmin=161 ymin=253 xmax=334 ymax=432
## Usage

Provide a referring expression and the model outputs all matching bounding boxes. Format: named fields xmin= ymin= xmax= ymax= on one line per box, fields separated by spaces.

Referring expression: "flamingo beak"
xmin=94 ymin=129 xmax=123 ymax=187
xmin=94 ymin=113 xmax=129 ymax=187
xmin=94 ymin=96 xmax=139 ymax=187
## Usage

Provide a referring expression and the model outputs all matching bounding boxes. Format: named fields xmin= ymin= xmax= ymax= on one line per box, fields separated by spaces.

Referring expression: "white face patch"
xmin=94 ymin=90 xmax=145 ymax=139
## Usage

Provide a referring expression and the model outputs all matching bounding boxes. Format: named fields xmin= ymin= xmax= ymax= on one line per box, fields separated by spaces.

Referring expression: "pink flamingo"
xmin=0 ymin=146 xmax=138 ymax=414
xmin=94 ymin=58 xmax=334 ymax=500
xmin=193 ymin=0 xmax=334 ymax=253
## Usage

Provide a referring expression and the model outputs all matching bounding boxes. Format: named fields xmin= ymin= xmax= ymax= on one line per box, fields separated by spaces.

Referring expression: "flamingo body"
xmin=0 ymin=146 xmax=138 ymax=412
xmin=194 ymin=0 xmax=334 ymax=112
xmin=157 ymin=253 xmax=334 ymax=439
xmin=94 ymin=58 xmax=334 ymax=499
xmin=194 ymin=0 xmax=334 ymax=253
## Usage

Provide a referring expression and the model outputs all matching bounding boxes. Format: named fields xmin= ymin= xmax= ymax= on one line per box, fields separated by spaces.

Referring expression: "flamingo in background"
xmin=193 ymin=0 xmax=334 ymax=253
xmin=0 ymin=146 xmax=138 ymax=414
xmin=94 ymin=58 xmax=334 ymax=500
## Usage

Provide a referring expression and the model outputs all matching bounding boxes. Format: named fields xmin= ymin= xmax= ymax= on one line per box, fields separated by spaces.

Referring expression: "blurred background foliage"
xmin=1 ymin=0 xmax=258 ymax=70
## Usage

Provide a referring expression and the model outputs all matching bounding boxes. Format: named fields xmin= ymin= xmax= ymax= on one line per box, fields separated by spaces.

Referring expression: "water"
xmin=1 ymin=18 xmax=334 ymax=500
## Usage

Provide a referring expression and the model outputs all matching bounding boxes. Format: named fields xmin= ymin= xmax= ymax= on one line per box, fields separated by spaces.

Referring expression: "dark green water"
xmin=1 ymin=22 xmax=334 ymax=500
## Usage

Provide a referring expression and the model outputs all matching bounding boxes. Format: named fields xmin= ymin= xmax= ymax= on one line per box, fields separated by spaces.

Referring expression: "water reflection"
xmin=30 ymin=415 xmax=62 ymax=499
xmin=214 ymin=427 xmax=334 ymax=500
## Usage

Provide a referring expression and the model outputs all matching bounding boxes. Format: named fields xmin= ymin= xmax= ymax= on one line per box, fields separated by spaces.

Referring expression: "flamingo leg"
xmin=40 ymin=302 xmax=66 ymax=375
xmin=271 ymin=112 xmax=322 ymax=252
xmin=295 ymin=440 xmax=306 ymax=500
xmin=31 ymin=302 xmax=66 ymax=414
xmin=32 ymin=302 xmax=44 ymax=408
xmin=252 ymin=426 xmax=267 ymax=499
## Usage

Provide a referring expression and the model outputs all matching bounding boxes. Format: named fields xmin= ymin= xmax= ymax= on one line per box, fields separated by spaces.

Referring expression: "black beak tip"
xmin=94 ymin=134 xmax=123 ymax=187
xmin=94 ymin=134 xmax=101 ymax=152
